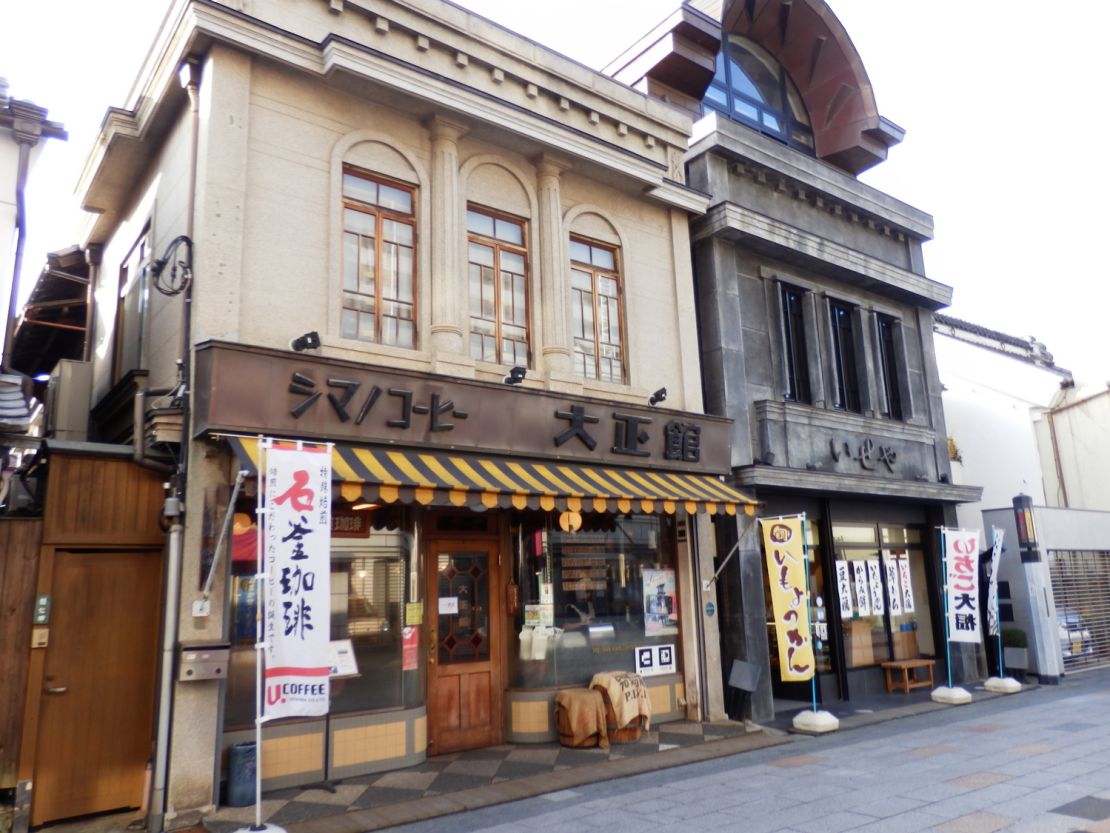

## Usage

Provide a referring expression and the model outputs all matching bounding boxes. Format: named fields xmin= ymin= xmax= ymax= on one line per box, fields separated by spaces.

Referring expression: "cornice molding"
xmin=734 ymin=464 xmax=983 ymax=504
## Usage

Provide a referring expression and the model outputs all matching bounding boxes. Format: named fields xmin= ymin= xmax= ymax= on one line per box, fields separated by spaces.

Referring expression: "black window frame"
xmin=781 ymin=285 xmax=811 ymax=404
xmin=829 ymin=300 xmax=861 ymax=413
xmin=877 ymin=314 xmax=904 ymax=421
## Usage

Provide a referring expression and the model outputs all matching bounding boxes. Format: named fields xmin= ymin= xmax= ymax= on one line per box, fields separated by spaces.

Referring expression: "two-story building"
xmin=13 ymin=0 xmax=755 ymax=829
xmin=609 ymin=0 xmax=982 ymax=718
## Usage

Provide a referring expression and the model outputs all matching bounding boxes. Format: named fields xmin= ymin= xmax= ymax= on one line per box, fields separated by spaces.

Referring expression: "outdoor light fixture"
xmin=1013 ymin=493 xmax=1038 ymax=553
xmin=649 ymin=387 xmax=667 ymax=406
xmin=504 ymin=366 xmax=526 ymax=385
xmin=290 ymin=331 xmax=321 ymax=352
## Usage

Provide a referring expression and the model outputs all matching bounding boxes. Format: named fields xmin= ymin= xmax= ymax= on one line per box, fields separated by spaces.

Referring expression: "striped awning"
xmin=226 ymin=437 xmax=755 ymax=516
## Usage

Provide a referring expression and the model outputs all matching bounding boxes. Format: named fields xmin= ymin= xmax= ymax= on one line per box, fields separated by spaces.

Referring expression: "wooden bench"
xmin=881 ymin=658 xmax=936 ymax=694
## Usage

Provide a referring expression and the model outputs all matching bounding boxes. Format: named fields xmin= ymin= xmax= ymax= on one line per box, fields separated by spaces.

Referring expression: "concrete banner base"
xmin=984 ymin=676 xmax=1022 ymax=693
xmin=931 ymin=686 xmax=972 ymax=704
xmin=792 ymin=710 xmax=840 ymax=733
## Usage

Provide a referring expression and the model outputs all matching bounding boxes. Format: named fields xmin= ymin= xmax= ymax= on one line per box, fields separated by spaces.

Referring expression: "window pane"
xmin=469 ymin=242 xmax=494 ymax=268
xmin=343 ymin=173 xmax=377 ymax=205
xmin=358 ymin=237 xmax=375 ymax=296
xmin=344 ymin=208 xmax=376 ymax=237
xmin=733 ymin=98 xmax=759 ymax=122
xmin=378 ymin=183 xmax=412 ymax=214
xmin=469 ymin=263 xmax=484 ymax=317
xmin=704 ymin=84 xmax=728 ymax=109
xmin=762 ymin=112 xmax=783 ymax=133
xmin=383 ymin=219 xmax=413 ymax=247
xmin=396 ymin=246 xmax=413 ymax=304
xmin=570 ymin=240 xmax=592 ymax=264
xmin=494 ymin=218 xmax=523 ymax=245
xmin=343 ymin=233 xmax=359 ymax=293
xmin=470 ymin=333 xmax=483 ymax=361
xmin=500 ymin=250 xmax=525 ymax=275
xmin=342 ymin=307 xmax=358 ymax=339
xmin=481 ymin=265 xmax=495 ymax=320
xmin=571 ymin=269 xmax=593 ymax=291
xmin=396 ymin=318 xmax=414 ymax=349
xmin=467 ymin=210 xmax=494 ymax=237
xmin=591 ymin=246 xmax=615 ymax=271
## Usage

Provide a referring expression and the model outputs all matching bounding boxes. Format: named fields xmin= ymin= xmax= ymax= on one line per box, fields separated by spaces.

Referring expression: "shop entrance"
xmin=426 ymin=538 xmax=502 ymax=755
xmin=31 ymin=550 xmax=162 ymax=825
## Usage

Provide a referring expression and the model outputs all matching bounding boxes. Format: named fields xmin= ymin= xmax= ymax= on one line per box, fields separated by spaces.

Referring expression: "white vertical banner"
xmin=264 ymin=442 xmax=333 ymax=718
xmin=866 ymin=559 xmax=884 ymax=616
xmin=986 ymin=527 xmax=1005 ymax=637
xmin=944 ymin=528 xmax=981 ymax=644
xmin=885 ymin=558 xmax=903 ymax=616
xmin=835 ymin=561 xmax=853 ymax=618
xmin=897 ymin=557 xmax=915 ymax=613
xmin=852 ymin=561 xmax=871 ymax=616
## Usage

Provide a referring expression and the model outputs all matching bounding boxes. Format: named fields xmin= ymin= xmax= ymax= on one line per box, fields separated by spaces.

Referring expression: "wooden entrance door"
xmin=32 ymin=551 xmax=163 ymax=825
xmin=426 ymin=540 xmax=501 ymax=755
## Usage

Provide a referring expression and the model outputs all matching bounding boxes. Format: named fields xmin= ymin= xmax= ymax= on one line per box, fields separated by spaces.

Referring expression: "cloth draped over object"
xmin=590 ymin=671 xmax=652 ymax=730
xmin=554 ymin=688 xmax=609 ymax=749
xmin=225 ymin=436 xmax=755 ymax=517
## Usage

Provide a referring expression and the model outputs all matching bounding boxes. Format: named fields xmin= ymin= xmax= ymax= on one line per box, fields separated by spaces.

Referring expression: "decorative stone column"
xmin=534 ymin=154 xmax=573 ymax=382
xmin=426 ymin=115 xmax=468 ymax=362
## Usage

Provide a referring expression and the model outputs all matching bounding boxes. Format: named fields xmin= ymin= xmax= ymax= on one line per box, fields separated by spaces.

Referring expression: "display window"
xmin=832 ymin=523 xmax=933 ymax=668
xmin=224 ymin=503 xmax=423 ymax=728
xmin=507 ymin=512 xmax=681 ymax=688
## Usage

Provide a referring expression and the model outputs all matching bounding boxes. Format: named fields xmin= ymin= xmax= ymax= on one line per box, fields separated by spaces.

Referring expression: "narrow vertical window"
xmin=114 ymin=229 xmax=151 ymax=383
xmin=781 ymin=286 xmax=810 ymax=404
xmin=341 ymin=167 xmax=416 ymax=349
xmin=570 ymin=237 xmax=625 ymax=384
xmin=467 ymin=208 xmax=529 ymax=367
xmin=829 ymin=301 xmax=861 ymax=413
xmin=877 ymin=314 xmax=904 ymax=421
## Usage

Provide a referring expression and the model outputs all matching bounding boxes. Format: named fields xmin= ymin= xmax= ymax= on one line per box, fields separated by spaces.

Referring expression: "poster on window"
xmin=866 ymin=559 xmax=884 ymax=616
xmin=643 ymin=568 xmax=678 ymax=635
xmin=760 ymin=517 xmax=814 ymax=682
xmin=986 ymin=527 xmax=1005 ymax=637
xmin=835 ymin=561 xmax=853 ymax=618
xmin=885 ymin=558 xmax=903 ymax=616
xmin=944 ymin=529 xmax=981 ymax=644
xmin=263 ymin=441 xmax=332 ymax=719
xmin=897 ymin=557 xmax=915 ymax=612
xmin=853 ymin=561 xmax=871 ymax=616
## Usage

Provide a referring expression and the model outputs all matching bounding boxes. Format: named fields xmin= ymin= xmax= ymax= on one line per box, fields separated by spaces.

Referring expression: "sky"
xmin=4 ymin=0 xmax=1109 ymax=381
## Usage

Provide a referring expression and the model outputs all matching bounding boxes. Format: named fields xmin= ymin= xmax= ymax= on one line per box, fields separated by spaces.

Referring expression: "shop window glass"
xmin=224 ymin=504 xmax=422 ymax=728
xmin=831 ymin=523 xmax=933 ymax=669
xmin=507 ymin=513 xmax=680 ymax=689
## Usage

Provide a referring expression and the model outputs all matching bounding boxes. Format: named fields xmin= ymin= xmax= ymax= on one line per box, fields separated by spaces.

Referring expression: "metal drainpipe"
xmin=148 ymin=57 xmax=201 ymax=833
xmin=1046 ymin=409 xmax=1070 ymax=508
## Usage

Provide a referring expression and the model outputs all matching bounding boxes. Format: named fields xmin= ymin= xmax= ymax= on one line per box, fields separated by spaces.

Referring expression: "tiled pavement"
xmin=202 ymin=719 xmax=765 ymax=831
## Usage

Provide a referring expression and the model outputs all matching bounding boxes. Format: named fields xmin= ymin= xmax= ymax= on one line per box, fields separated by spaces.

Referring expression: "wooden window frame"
xmin=781 ymin=285 xmax=811 ymax=404
xmin=341 ymin=165 xmax=418 ymax=349
xmin=466 ymin=205 xmax=531 ymax=368
xmin=569 ymin=236 xmax=627 ymax=385
xmin=828 ymin=299 xmax=861 ymax=413
xmin=112 ymin=228 xmax=151 ymax=384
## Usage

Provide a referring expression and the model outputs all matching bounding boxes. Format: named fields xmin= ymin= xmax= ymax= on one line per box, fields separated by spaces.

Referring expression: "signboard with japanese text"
xmin=866 ymin=560 xmax=884 ymax=616
xmin=193 ymin=343 xmax=733 ymax=474
xmin=760 ymin=517 xmax=814 ymax=682
xmin=835 ymin=561 xmax=853 ymax=617
xmin=897 ymin=557 xmax=915 ymax=612
xmin=885 ymin=558 xmax=903 ymax=616
xmin=852 ymin=561 xmax=871 ymax=616
xmin=263 ymin=441 xmax=332 ymax=719
xmin=986 ymin=528 xmax=1005 ymax=637
xmin=944 ymin=529 xmax=981 ymax=644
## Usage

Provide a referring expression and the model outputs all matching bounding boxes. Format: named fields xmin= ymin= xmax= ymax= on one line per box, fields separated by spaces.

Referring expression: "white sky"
xmin=4 ymin=0 xmax=1109 ymax=381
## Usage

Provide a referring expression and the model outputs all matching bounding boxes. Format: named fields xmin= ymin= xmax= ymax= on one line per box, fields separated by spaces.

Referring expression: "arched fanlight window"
xmin=702 ymin=35 xmax=814 ymax=154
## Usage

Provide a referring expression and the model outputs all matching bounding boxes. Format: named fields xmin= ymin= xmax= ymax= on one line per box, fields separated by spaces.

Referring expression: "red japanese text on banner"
xmin=264 ymin=442 xmax=332 ymax=718
xmin=760 ymin=517 xmax=814 ymax=682
xmin=945 ymin=529 xmax=981 ymax=644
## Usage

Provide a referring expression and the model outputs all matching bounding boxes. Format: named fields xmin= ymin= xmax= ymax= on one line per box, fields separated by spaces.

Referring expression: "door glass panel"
xmin=437 ymin=551 xmax=490 ymax=664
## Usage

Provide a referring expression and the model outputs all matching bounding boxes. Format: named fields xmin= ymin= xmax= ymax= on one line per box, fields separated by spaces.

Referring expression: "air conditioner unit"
xmin=45 ymin=359 xmax=93 ymax=441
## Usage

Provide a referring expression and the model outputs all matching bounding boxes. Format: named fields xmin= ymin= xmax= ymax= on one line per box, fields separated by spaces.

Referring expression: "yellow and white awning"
xmin=227 ymin=437 xmax=755 ymax=516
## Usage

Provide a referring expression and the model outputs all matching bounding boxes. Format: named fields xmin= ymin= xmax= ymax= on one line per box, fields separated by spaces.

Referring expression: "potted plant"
xmin=1001 ymin=627 xmax=1028 ymax=672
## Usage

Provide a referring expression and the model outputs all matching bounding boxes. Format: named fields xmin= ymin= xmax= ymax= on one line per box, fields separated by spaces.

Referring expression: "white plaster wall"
xmin=1034 ymin=390 xmax=1110 ymax=511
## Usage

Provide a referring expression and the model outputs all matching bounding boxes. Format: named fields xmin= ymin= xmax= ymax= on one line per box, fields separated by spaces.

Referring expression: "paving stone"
xmin=931 ymin=810 xmax=1019 ymax=833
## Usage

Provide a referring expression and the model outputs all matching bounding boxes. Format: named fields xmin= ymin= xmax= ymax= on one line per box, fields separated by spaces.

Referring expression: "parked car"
xmin=1057 ymin=608 xmax=1095 ymax=659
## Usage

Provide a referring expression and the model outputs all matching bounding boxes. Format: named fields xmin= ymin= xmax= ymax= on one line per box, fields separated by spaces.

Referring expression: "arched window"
xmin=702 ymin=36 xmax=814 ymax=154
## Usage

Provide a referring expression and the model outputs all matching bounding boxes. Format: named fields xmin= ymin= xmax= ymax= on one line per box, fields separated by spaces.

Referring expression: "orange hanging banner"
xmin=760 ymin=517 xmax=815 ymax=682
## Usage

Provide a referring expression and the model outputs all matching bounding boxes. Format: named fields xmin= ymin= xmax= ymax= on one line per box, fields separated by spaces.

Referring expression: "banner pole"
xmin=941 ymin=527 xmax=953 ymax=690
xmin=802 ymin=515 xmax=817 ymax=713
xmin=994 ymin=530 xmax=1006 ymax=678
xmin=253 ymin=437 xmax=267 ymax=831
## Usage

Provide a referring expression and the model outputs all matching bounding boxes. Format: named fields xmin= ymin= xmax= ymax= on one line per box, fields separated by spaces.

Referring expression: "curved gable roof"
xmin=722 ymin=0 xmax=902 ymax=173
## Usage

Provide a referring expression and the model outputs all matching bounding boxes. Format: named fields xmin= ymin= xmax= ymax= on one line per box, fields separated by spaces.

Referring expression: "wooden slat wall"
xmin=0 ymin=518 xmax=43 ymax=790
xmin=42 ymin=455 xmax=166 ymax=546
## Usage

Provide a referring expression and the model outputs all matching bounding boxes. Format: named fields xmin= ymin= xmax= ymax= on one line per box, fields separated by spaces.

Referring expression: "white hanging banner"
xmin=944 ymin=528 xmax=981 ymax=644
xmin=866 ymin=559 xmax=884 ymax=616
xmin=852 ymin=561 xmax=871 ymax=616
xmin=885 ymin=558 xmax=903 ymax=616
xmin=835 ymin=561 xmax=853 ymax=618
xmin=986 ymin=527 xmax=1005 ymax=637
xmin=264 ymin=442 xmax=333 ymax=718
xmin=897 ymin=557 xmax=915 ymax=613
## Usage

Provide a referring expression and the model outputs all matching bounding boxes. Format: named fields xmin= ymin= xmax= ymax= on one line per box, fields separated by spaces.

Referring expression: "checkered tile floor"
xmin=203 ymin=720 xmax=750 ymax=831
